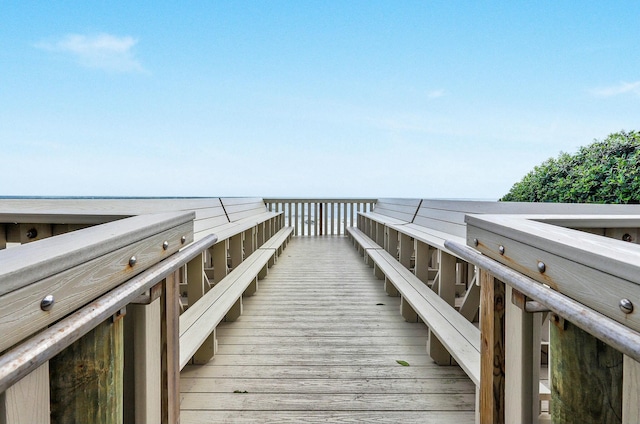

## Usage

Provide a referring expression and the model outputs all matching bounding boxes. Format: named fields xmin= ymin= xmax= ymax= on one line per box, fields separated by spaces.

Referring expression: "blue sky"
xmin=1 ymin=1 xmax=639 ymax=198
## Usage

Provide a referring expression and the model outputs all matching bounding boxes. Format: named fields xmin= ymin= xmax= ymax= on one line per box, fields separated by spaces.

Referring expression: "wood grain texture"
xmin=0 ymin=362 xmax=50 ymax=424
xmin=480 ymin=270 xmax=505 ymax=424
xmin=50 ymin=317 xmax=123 ymax=424
xmin=551 ymin=319 xmax=622 ymax=424
xmin=0 ymin=221 xmax=193 ymax=353
xmin=623 ymin=355 xmax=640 ymax=424
xmin=180 ymin=237 xmax=475 ymax=423
xmin=467 ymin=222 xmax=640 ymax=332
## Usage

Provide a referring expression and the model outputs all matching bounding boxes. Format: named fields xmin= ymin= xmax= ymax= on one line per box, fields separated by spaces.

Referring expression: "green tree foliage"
xmin=501 ymin=131 xmax=640 ymax=203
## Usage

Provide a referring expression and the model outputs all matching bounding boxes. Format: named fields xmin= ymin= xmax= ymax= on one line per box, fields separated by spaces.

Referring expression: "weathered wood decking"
xmin=180 ymin=236 xmax=475 ymax=423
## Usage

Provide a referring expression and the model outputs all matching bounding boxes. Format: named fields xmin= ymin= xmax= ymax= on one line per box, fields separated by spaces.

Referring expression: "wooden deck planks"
xmin=180 ymin=237 xmax=475 ymax=423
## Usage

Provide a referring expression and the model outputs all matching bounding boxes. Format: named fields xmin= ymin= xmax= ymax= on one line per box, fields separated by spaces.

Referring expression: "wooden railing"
xmin=0 ymin=198 xmax=289 ymax=424
xmin=450 ymin=214 xmax=640 ymax=424
xmin=2 ymin=198 xmax=640 ymax=424
xmin=264 ymin=198 xmax=376 ymax=236
xmin=0 ymin=212 xmax=205 ymax=424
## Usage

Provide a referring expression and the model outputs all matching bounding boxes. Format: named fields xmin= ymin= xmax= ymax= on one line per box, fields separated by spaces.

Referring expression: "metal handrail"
xmin=445 ymin=239 xmax=640 ymax=362
xmin=0 ymin=234 xmax=217 ymax=393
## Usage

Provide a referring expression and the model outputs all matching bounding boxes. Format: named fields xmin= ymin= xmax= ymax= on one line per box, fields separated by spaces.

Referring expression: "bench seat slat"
xmin=346 ymin=227 xmax=383 ymax=251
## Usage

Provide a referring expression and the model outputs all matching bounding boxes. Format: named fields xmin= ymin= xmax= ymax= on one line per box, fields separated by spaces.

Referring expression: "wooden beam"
xmin=386 ymin=227 xmax=398 ymax=259
xmin=161 ymin=272 xmax=180 ymax=424
xmin=399 ymin=232 xmax=412 ymax=269
xmin=0 ymin=215 xmax=193 ymax=353
xmin=50 ymin=315 xmax=124 ymax=423
xmin=124 ymin=300 xmax=161 ymax=424
xmin=0 ymin=363 xmax=50 ymax=424
xmin=623 ymin=355 xmax=640 ymax=424
xmin=505 ymin=285 xmax=539 ymax=423
xmin=187 ymin=253 xmax=216 ymax=364
xmin=427 ymin=250 xmax=457 ymax=365
xmin=414 ymin=240 xmax=430 ymax=283
xmin=0 ymin=224 xmax=6 ymax=250
xmin=480 ymin=269 xmax=505 ymax=424
xmin=550 ymin=318 xmax=622 ymax=423
xmin=210 ymin=240 xmax=228 ymax=285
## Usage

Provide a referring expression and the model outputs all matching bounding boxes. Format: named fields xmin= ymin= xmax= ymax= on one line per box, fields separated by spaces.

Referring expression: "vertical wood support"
xmin=375 ymin=223 xmax=384 ymax=246
xmin=211 ymin=240 xmax=228 ymax=284
xmin=401 ymin=296 xmax=418 ymax=322
xmin=294 ymin=203 xmax=299 ymax=236
xmin=244 ymin=228 xmax=256 ymax=257
xmin=0 ymin=224 xmax=6 ymax=249
xmin=315 ymin=202 xmax=319 ymax=236
xmin=384 ymin=277 xmax=399 ymax=297
xmin=330 ymin=202 xmax=334 ymax=235
xmin=399 ymin=233 xmax=412 ymax=269
xmin=229 ymin=233 xmax=243 ymax=269
xmin=0 ymin=363 xmax=50 ymax=424
xmin=414 ymin=241 xmax=430 ymax=283
xmin=349 ymin=202 xmax=354 ymax=229
xmin=438 ymin=251 xmax=456 ymax=306
xmin=505 ymin=285 xmax=539 ymax=423
xmin=426 ymin=250 xmax=457 ymax=365
xmin=386 ymin=227 xmax=398 ymax=259
xmin=161 ymin=272 xmax=180 ymax=424
xmin=124 ymin=299 xmax=162 ymax=424
xmin=187 ymin=253 xmax=215 ymax=364
xmin=226 ymin=296 xmax=243 ymax=321
xmin=258 ymin=263 xmax=268 ymax=280
xmin=623 ymin=355 xmax=640 ymax=424
xmin=50 ymin=314 xmax=124 ymax=424
xmin=550 ymin=318 xmax=622 ymax=423
xmin=257 ymin=222 xmax=265 ymax=246
xmin=480 ymin=269 xmax=505 ymax=424
xmin=373 ymin=262 xmax=384 ymax=280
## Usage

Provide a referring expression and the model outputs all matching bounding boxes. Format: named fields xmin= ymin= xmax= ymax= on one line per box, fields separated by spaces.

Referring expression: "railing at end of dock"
xmin=264 ymin=198 xmax=376 ymax=236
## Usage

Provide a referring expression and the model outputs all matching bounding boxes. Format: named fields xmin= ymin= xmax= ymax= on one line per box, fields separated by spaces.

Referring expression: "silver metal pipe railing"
xmin=445 ymin=239 xmax=640 ymax=362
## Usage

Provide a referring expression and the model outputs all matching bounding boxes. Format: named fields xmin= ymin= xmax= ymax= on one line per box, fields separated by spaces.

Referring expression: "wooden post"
xmin=550 ymin=317 xmax=622 ymax=423
xmin=399 ymin=233 xmax=412 ymax=269
xmin=124 ymin=298 xmax=162 ymax=424
xmin=187 ymin=253 xmax=216 ymax=364
xmin=623 ymin=355 xmax=640 ymax=424
xmin=0 ymin=224 xmax=6 ymax=249
xmin=480 ymin=269 xmax=505 ymax=424
xmin=0 ymin=363 xmax=50 ymax=424
xmin=211 ymin=241 xmax=228 ymax=284
xmin=386 ymin=227 xmax=398 ymax=259
xmin=414 ymin=241 xmax=430 ymax=284
xmin=244 ymin=228 xmax=256 ymax=256
xmin=50 ymin=314 xmax=124 ymax=424
xmin=505 ymin=285 xmax=539 ymax=423
xmin=229 ymin=233 xmax=243 ymax=270
xmin=427 ymin=250 xmax=457 ymax=365
xmin=161 ymin=272 xmax=180 ymax=424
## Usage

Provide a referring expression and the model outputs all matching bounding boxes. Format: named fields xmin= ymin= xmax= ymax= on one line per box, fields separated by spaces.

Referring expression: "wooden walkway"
xmin=180 ymin=237 xmax=475 ymax=423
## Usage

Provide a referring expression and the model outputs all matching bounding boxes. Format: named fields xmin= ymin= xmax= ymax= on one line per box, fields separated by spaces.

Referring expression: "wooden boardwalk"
xmin=180 ymin=237 xmax=475 ymax=423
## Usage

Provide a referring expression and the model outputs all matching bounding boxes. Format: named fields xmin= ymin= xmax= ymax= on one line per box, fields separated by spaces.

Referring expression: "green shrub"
xmin=501 ymin=130 xmax=640 ymax=203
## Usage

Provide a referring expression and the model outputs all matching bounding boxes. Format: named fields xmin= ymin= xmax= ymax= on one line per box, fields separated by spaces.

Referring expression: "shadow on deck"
xmin=180 ymin=237 xmax=475 ymax=423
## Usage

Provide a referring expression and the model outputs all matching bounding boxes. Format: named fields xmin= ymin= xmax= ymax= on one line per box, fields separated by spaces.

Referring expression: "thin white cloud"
xmin=590 ymin=81 xmax=640 ymax=97
xmin=427 ymin=89 xmax=446 ymax=99
xmin=35 ymin=33 xmax=145 ymax=73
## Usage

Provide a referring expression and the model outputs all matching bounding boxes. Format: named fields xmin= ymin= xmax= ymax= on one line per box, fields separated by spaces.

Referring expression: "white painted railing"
xmin=264 ymin=198 xmax=376 ymax=236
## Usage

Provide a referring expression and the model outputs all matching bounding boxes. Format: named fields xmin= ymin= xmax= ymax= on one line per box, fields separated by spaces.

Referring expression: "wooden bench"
xmin=179 ymin=248 xmax=274 ymax=369
xmin=179 ymin=226 xmax=293 ymax=368
xmin=351 ymin=229 xmax=481 ymax=384
xmin=357 ymin=198 xmax=421 ymax=248
xmin=260 ymin=226 xmax=294 ymax=266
